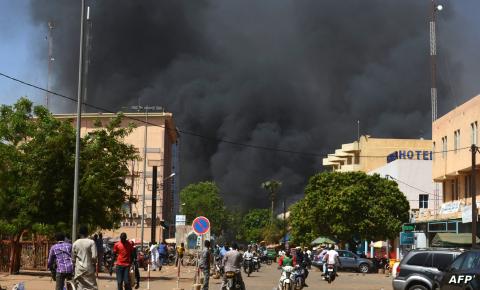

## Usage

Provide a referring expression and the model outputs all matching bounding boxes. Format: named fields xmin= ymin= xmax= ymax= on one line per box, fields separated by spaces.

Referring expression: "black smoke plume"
xmin=28 ymin=0 xmax=479 ymax=210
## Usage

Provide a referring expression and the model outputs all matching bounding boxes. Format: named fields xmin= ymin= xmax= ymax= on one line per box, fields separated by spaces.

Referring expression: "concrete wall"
xmin=369 ymin=159 xmax=438 ymax=211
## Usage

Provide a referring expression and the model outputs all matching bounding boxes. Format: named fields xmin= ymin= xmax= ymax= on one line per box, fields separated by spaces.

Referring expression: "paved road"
xmin=0 ymin=264 xmax=393 ymax=290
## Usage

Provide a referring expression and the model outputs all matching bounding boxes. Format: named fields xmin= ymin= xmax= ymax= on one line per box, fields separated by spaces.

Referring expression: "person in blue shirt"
xmin=220 ymin=243 xmax=229 ymax=258
xmin=158 ymin=241 xmax=167 ymax=270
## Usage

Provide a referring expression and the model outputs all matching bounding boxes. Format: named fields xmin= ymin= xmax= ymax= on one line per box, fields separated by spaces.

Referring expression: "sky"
xmin=1 ymin=1 xmax=480 ymax=210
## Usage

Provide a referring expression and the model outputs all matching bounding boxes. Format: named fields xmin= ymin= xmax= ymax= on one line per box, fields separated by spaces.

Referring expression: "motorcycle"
xmin=324 ymin=264 xmax=336 ymax=284
xmin=223 ymin=271 xmax=244 ymax=290
xmin=243 ymin=257 xmax=253 ymax=277
xmin=253 ymin=256 xmax=261 ymax=272
xmin=137 ymin=250 xmax=150 ymax=271
xmin=291 ymin=265 xmax=306 ymax=290
xmin=213 ymin=255 xmax=224 ymax=279
xmin=278 ymin=266 xmax=294 ymax=290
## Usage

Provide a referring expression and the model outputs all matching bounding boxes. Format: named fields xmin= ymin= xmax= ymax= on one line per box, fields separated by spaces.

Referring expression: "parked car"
xmin=311 ymin=250 xmax=373 ymax=273
xmin=337 ymin=250 xmax=374 ymax=273
xmin=393 ymin=248 xmax=464 ymax=290
xmin=433 ymin=249 xmax=480 ymax=290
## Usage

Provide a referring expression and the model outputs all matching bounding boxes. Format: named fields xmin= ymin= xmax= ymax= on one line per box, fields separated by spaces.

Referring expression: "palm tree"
xmin=261 ymin=180 xmax=282 ymax=220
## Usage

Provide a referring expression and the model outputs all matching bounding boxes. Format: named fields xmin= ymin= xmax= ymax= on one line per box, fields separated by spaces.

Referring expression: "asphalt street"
xmin=0 ymin=264 xmax=393 ymax=290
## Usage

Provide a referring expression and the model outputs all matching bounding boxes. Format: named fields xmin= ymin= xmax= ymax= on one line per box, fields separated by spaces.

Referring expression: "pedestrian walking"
xmin=149 ymin=242 xmax=159 ymax=271
xmin=113 ymin=233 xmax=134 ymax=290
xmin=94 ymin=233 xmax=104 ymax=271
xmin=47 ymin=232 xmax=74 ymax=290
xmin=158 ymin=241 xmax=167 ymax=269
xmin=130 ymin=240 xmax=140 ymax=289
xmin=199 ymin=240 xmax=211 ymax=290
xmin=72 ymin=226 xmax=98 ymax=290
xmin=176 ymin=242 xmax=185 ymax=267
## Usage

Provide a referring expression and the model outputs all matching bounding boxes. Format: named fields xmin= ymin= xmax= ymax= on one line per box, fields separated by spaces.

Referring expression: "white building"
xmin=369 ymin=159 xmax=440 ymax=220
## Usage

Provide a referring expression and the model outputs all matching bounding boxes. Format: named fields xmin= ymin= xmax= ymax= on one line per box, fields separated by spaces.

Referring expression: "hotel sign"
xmin=387 ymin=150 xmax=433 ymax=163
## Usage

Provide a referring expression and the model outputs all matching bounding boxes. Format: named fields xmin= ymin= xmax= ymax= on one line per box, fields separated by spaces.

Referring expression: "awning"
xmin=311 ymin=236 xmax=337 ymax=245
xmin=370 ymin=241 xmax=390 ymax=248
xmin=431 ymin=233 xmax=480 ymax=247
xmin=165 ymin=238 xmax=176 ymax=244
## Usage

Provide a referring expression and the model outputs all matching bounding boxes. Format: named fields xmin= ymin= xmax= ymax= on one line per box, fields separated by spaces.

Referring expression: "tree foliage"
xmin=0 ymin=98 xmax=138 ymax=236
xmin=239 ymin=208 xmax=271 ymax=242
xmin=261 ymin=180 xmax=282 ymax=218
xmin=0 ymin=98 xmax=138 ymax=272
xmin=289 ymin=171 xmax=410 ymax=245
xmin=180 ymin=181 xmax=227 ymax=236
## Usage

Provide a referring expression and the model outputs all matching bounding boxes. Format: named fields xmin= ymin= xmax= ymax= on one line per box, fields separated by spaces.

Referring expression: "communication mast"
xmin=46 ymin=21 xmax=55 ymax=110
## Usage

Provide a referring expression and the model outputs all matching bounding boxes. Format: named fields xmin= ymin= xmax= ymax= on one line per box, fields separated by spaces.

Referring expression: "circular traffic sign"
xmin=192 ymin=216 xmax=210 ymax=235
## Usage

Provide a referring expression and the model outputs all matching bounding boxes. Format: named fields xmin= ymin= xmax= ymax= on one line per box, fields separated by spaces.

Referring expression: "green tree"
xmin=180 ymin=181 xmax=227 ymax=236
xmin=289 ymin=171 xmax=409 ymax=245
xmin=0 ymin=98 xmax=138 ymax=273
xmin=240 ymin=208 xmax=271 ymax=242
xmin=261 ymin=180 xmax=282 ymax=219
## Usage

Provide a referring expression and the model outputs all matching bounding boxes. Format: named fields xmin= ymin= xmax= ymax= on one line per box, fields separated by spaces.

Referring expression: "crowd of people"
xmin=47 ymin=229 xmax=335 ymax=290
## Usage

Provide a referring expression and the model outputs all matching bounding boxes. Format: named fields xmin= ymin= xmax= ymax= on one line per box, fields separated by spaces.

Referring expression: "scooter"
xmin=278 ymin=266 xmax=294 ymax=290
xmin=223 ymin=271 xmax=244 ymax=290
xmin=253 ymin=256 xmax=261 ymax=272
xmin=243 ymin=257 xmax=253 ymax=277
xmin=292 ymin=265 xmax=306 ymax=290
xmin=325 ymin=264 xmax=336 ymax=284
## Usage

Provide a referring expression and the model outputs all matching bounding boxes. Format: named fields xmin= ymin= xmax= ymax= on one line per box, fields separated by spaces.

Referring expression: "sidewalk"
xmin=0 ymin=265 xmax=202 ymax=290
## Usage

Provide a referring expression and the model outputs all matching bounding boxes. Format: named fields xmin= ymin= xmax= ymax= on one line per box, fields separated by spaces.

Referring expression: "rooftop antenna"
xmin=46 ymin=20 xmax=55 ymax=110
xmin=82 ymin=5 xmax=92 ymax=113
xmin=430 ymin=1 xmax=443 ymax=122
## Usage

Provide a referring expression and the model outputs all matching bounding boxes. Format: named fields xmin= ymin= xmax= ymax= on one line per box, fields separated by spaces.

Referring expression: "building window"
xmin=471 ymin=121 xmax=478 ymax=146
xmin=465 ymin=175 xmax=472 ymax=198
xmin=419 ymin=194 xmax=429 ymax=209
xmin=451 ymin=178 xmax=459 ymax=200
xmin=442 ymin=136 xmax=448 ymax=158
xmin=454 ymin=130 xmax=460 ymax=153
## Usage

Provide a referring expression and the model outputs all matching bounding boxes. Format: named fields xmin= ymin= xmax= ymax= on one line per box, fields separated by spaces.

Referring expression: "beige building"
xmin=55 ymin=112 xmax=178 ymax=243
xmin=322 ymin=135 xmax=432 ymax=173
xmin=429 ymin=94 xmax=480 ymax=221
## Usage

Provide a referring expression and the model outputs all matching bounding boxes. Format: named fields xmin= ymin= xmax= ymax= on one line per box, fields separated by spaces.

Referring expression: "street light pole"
xmin=140 ymin=108 xmax=149 ymax=247
xmin=72 ymin=0 xmax=86 ymax=242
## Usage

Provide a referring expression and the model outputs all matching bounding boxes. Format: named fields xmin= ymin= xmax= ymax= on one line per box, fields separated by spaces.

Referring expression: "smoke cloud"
xmin=28 ymin=0 xmax=480 ymax=210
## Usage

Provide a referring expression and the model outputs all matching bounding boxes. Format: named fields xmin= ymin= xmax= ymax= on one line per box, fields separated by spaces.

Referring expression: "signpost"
xmin=176 ymin=215 xmax=186 ymax=226
xmin=402 ymin=223 xmax=415 ymax=232
xmin=400 ymin=232 xmax=415 ymax=245
xmin=192 ymin=216 xmax=210 ymax=236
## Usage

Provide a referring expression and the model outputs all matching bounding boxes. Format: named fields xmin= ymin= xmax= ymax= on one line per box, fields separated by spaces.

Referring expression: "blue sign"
xmin=400 ymin=232 xmax=415 ymax=245
xmin=387 ymin=150 xmax=432 ymax=163
xmin=192 ymin=216 xmax=210 ymax=235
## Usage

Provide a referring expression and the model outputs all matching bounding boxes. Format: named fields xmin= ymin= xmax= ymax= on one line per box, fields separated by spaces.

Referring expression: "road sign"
xmin=192 ymin=216 xmax=210 ymax=235
xmin=402 ymin=223 xmax=415 ymax=232
xmin=400 ymin=232 xmax=415 ymax=245
xmin=176 ymin=215 xmax=186 ymax=226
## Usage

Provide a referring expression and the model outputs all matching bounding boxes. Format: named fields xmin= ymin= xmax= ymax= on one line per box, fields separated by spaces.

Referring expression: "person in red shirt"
xmin=113 ymin=233 xmax=134 ymax=290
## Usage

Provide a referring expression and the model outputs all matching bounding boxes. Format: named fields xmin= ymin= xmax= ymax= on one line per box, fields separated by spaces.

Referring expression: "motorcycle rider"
xmin=242 ymin=246 xmax=254 ymax=274
xmin=324 ymin=246 xmax=341 ymax=278
xmin=221 ymin=242 xmax=245 ymax=290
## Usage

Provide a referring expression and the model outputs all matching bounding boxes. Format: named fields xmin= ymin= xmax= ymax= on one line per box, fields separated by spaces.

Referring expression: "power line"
xmin=0 ymin=71 xmax=471 ymax=158
xmin=0 ymin=71 xmax=325 ymax=157
xmin=386 ymin=175 xmax=435 ymax=195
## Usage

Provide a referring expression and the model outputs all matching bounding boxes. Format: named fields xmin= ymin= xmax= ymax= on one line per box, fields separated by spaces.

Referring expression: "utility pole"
xmin=136 ymin=105 xmax=163 ymax=246
xmin=46 ymin=21 xmax=54 ymax=110
xmin=472 ymin=144 xmax=479 ymax=248
xmin=283 ymin=199 xmax=287 ymax=247
xmin=151 ymin=165 xmax=158 ymax=243
xmin=72 ymin=0 xmax=86 ymax=242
